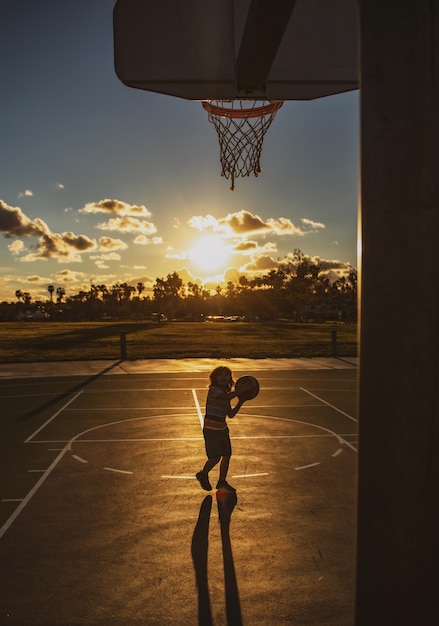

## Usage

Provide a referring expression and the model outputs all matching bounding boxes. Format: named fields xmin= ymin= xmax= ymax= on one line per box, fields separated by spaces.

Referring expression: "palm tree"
xmin=15 ymin=289 xmax=23 ymax=302
xmin=56 ymin=286 xmax=65 ymax=303
xmin=137 ymin=282 xmax=145 ymax=298
xmin=98 ymin=284 xmax=108 ymax=301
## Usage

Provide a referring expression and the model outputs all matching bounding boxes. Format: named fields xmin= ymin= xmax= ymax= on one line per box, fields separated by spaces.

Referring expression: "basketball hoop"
xmin=202 ymin=100 xmax=283 ymax=191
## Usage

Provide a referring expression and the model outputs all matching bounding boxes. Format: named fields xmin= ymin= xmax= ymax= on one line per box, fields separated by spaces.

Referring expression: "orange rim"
xmin=202 ymin=100 xmax=283 ymax=119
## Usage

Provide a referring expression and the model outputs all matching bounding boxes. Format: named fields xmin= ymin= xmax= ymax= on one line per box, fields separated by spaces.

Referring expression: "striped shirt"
xmin=204 ymin=386 xmax=231 ymax=430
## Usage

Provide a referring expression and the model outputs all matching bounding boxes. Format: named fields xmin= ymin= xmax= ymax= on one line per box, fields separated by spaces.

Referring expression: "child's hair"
xmin=209 ymin=366 xmax=234 ymax=392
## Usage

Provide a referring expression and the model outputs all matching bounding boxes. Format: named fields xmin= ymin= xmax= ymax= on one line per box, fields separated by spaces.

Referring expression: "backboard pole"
xmin=356 ymin=1 xmax=439 ymax=623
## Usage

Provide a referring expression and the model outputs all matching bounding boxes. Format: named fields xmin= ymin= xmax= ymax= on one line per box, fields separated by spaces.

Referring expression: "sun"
xmin=189 ymin=234 xmax=232 ymax=273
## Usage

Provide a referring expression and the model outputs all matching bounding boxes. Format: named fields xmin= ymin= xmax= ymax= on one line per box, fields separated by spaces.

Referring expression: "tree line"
xmin=2 ymin=251 xmax=357 ymax=323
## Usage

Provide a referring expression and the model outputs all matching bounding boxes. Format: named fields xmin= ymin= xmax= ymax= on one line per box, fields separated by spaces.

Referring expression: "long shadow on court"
xmin=191 ymin=490 xmax=242 ymax=626
xmin=192 ymin=495 xmax=214 ymax=625
xmin=19 ymin=359 xmax=123 ymax=420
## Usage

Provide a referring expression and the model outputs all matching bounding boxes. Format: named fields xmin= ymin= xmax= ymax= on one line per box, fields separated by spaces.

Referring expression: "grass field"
xmin=0 ymin=320 xmax=358 ymax=363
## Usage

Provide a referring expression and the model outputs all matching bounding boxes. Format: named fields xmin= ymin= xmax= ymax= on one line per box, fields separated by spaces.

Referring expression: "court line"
xmin=31 ymin=437 xmax=203 ymax=444
xmin=63 ymin=433 xmax=350 ymax=444
xmin=1 ymin=391 xmax=87 ymax=538
xmin=233 ymin=472 xmax=269 ymax=478
xmin=64 ymin=406 xmax=203 ymax=411
xmin=0 ymin=444 xmax=71 ymax=539
xmin=162 ymin=475 xmax=195 ymax=479
xmin=1 ymin=393 xmax=64 ymax=399
xmin=70 ymin=384 xmax=354 ymax=392
xmin=62 ymin=414 xmax=357 ymax=474
xmin=295 ymin=462 xmax=321 ymax=470
xmin=1 ymin=387 xmax=357 ymax=536
xmin=259 ymin=415 xmax=358 ymax=453
xmin=24 ymin=390 xmax=84 ymax=443
xmin=55 ymin=382 xmax=354 ymax=391
xmin=103 ymin=467 xmax=133 ymax=475
xmin=25 ymin=421 xmax=357 ymax=450
xmin=72 ymin=454 xmax=88 ymax=463
xmin=300 ymin=387 xmax=358 ymax=423
xmin=63 ymin=403 xmax=323 ymax=411
xmin=192 ymin=389 xmax=203 ymax=429
xmin=161 ymin=472 xmax=270 ymax=479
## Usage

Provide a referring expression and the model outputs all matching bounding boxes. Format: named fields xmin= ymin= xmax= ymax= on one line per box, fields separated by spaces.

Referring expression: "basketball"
xmin=235 ymin=375 xmax=260 ymax=401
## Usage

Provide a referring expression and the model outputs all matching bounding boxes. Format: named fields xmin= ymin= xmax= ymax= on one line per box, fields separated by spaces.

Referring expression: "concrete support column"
xmin=356 ymin=1 xmax=439 ymax=624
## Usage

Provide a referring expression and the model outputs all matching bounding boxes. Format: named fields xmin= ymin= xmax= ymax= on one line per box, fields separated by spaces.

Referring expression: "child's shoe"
xmin=196 ymin=472 xmax=212 ymax=491
xmin=216 ymin=480 xmax=236 ymax=492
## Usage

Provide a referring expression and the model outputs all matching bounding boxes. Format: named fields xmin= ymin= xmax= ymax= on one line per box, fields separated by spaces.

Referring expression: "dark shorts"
xmin=203 ymin=427 xmax=232 ymax=458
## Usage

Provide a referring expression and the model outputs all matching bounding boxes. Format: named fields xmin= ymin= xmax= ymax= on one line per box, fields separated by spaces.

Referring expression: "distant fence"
xmin=0 ymin=321 xmax=358 ymax=363
xmin=117 ymin=328 xmax=347 ymax=360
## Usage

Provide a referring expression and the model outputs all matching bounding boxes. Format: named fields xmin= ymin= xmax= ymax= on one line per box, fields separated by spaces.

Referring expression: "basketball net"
xmin=202 ymin=100 xmax=283 ymax=191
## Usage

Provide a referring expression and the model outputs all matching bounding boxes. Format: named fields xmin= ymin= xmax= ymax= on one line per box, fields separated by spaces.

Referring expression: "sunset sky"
xmin=0 ymin=0 xmax=359 ymax=304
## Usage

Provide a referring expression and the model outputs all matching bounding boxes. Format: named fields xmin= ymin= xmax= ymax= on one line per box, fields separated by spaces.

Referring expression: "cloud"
xmin=265 ymin=217 xmax=305 ymax=235
xmin=0 ymin=199 xmax=51 ymax=237
xmin=134 ymin=235 xmax=149 ymax=245
xmin=18 ymin=190 xmax=33 ymax=198
xmin=305 ymin=255 xmax=355 ymax=274
xmin=98 ymin=236 xmax=128 ymax=251
xmin=19 ymin=232 xmax=97 ymax=263
xmin=166 ymin=251 xmax=187 ymax=260
xmin=188 ymin=210 xmax=308 ymax=237
xmin=233 ymin=240 xmax=277 ymax=256
xmin=214 ymin=252 xmax=356 ymax=286
xmin=175 ymin=267 xmax=198 ymax=285
xmin=25 ymin=274 xmax=45 ymax=283
xmin=224 ymin=267 xmax=240 ymax=283
xmin=90 ymin=252 xmax=122 ymax=263
xmin=187 ymin=214 xmax=220 ymax=232
xmin=8 ymin=240 xmax=25 ymax=255
xmin=281 ymin=253 xmax=356 ymax=282
xmin=55 ymin=269 xmax=86 ymax=283
xmin=226 ymin=211 xmax=269 ymax=234
xmin=301 ymin=217 xmax=326 ymax=230
xmin=14 ymin=272 xmax=76 ymax=287
xmin=188 ymin=211 xmax=267 ymax=235
xmin=1 ymin=198 xmax=97 ymax=263
xmin=242 ymin=255 xmax=279 ymax=272
xmin=133 ymin=234 xmax=163 ymax=245
xmin=233 ymin=240 xmax=259 ymax=252
xmin=283 ymin=253 xmax=345 ymax=271
xmin=96 ymin=216 xmax=157 ymax=236
xmin=80 ymin=199 xmax=152 ymax=217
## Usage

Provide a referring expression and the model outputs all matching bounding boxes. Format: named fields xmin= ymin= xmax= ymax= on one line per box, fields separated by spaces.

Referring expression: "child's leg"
xmin=202 ymin=456 xmax=220 ymax=474
xmin=196 ymin=456 xmax=220 ymax=491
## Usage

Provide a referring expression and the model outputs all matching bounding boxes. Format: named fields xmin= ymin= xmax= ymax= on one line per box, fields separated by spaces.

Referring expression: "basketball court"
xmin=0 ymin=0 xmax=435 ymax=622
xmin=0 ymin=359 xmax=357 ymax=625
